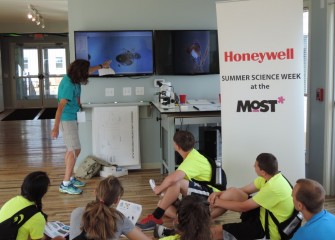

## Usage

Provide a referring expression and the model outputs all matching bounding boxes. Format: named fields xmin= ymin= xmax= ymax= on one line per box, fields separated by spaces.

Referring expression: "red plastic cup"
xmin=179 ymin=94 xmax=187 ymax=104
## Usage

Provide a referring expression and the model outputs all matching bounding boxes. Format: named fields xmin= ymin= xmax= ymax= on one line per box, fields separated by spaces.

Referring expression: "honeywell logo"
xmin=224 ymin=48 xmax=294 ymax=63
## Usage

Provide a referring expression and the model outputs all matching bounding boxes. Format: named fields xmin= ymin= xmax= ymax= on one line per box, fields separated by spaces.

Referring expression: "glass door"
xmin=13 ymin=43 xmax=68 ymax=108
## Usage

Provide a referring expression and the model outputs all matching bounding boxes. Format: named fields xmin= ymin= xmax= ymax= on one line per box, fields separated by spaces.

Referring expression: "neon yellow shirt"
xmin=177 ymin=148 xmax=219 ymax=192
xmin=160 ymin=234 xmax=180 ymax=240
xmin=0 ymin=196 xmax=46 ymax=240
xmin=253 ymin=173 xmax=294 ymax=240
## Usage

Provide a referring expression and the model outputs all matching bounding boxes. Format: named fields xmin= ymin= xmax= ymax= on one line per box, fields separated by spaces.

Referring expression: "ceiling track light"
xmin=27 ymin=4 xmax=32 ymax=19
xmin=36 ymin=14 xmax=40 ymax=25
xmin=27 ymin=4 xmax=46 ymax=29
xmin=41 ymin=19 xmax=45 ymax=28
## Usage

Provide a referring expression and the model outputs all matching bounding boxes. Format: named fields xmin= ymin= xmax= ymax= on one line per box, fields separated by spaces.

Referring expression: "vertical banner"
xmin=216 ymin=0 xmax=305 ymax=187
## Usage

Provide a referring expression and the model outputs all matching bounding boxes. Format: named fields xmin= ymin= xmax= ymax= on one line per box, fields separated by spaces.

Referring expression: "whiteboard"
xmin=92 ymin=106 xmax=140 ymax=168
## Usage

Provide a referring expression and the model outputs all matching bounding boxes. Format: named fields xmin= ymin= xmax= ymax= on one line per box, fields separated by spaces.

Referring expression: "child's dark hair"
xmin=82 ymin=176 xmax=124 ymax=239
xmin=176 ymin=195 xmax=212 ymax=240
xmin=67 ymin=59 xmax=90 ymax=85
xmin=20 ymin=171 xmax=50 ymax=220
xmin=256 ymin=153 xmax=278 ymax=176
xmin=173 ymin=130 xmax=195 ymax=152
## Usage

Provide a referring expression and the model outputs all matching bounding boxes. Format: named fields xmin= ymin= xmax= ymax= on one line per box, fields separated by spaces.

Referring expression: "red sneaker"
xmin=136 ymin=214 xmax=163 ymax=231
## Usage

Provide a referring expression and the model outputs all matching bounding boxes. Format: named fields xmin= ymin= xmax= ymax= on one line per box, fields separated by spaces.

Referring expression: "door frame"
xmin=10 ymin=42 xmax=69 ymax=109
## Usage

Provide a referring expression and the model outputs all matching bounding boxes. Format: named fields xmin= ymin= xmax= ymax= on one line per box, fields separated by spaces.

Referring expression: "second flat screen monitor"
xmin=154 ymin=30 xmax=219 ymax=75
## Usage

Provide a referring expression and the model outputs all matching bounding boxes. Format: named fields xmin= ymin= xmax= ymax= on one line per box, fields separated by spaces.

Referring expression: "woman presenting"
xmin=51 ymin=59 xmax=111 ymax=195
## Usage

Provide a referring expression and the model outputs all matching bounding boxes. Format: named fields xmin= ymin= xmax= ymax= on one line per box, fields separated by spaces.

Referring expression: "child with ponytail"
xmin=70 ymin=176 xmax=150 ymax=240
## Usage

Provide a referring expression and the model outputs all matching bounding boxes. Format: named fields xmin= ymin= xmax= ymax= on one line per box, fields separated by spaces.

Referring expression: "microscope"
xmin=157 ymin=81 xmax=176 ymax=108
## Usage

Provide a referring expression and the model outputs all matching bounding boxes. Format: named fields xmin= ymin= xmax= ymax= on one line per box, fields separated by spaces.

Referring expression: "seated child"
xmin=155 ymin=194 xmax=212 ymax=240
xmin=70 ymin=176 xmax=150 ymax=240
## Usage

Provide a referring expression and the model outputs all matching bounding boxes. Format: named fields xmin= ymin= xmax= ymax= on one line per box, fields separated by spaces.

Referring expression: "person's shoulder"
xmin=190 ymin=148 xmax=207 ymax=161
xmin=62 ymin=75 xmax=72 ymax=83
xmin=160 ymin=234 xmax=180 ymax=240
xmin=71 ymin=207 xmax=85 ymax=216
xmin=2 ymin=195 xmax=20 ymax=204
xmin=72 ymin=206 xmax=85 ymax=212
xmin=61 ymin=74 xmax=75 ymax=84
xmin=191 ymin=148 xmax=202 ymax=156
xmin=4 ymin=195 xmax=34 ymax=208
xmin=0 ymin=196 xmax=19 ymax=217
xmin=325 ymin=210 xmax=335 ymax=220
xmin=268 ymin=173 xmax=289 ymax=185
xmin=253 ymin=176 xmax=265 ymax=185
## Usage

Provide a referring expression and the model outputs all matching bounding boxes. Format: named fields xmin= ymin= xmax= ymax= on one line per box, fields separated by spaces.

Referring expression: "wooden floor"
xmin=0 ymin=115 xmax=334 ymax=239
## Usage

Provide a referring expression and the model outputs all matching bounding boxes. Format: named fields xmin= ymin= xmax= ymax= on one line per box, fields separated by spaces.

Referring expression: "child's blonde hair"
xmin=82 ymin=176 xmax=124 ymax=239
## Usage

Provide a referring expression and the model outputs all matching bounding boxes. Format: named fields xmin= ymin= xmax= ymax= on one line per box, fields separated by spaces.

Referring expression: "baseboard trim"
xmin=141 ymin=162 xmax=161 ymax=170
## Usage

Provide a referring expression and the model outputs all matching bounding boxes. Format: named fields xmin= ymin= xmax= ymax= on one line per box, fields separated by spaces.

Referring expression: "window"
xmin=303 ymin=7 xmax=309 ymax=139
xmin=303 ymin=9 xmax=309 ymax=96
xmin=55 ymin=57 xmax=63 ymax=69
xmin=23 ymin=57 xmax=28 ymax=71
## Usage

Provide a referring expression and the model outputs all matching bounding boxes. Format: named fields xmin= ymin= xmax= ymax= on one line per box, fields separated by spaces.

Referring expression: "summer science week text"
xmin=221 ymin=73 xmax=301 ymax=81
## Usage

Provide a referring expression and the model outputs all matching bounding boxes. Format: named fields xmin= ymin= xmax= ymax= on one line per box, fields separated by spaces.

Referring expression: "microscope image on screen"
xmin=74 ymin=31 xmax=154 ymax=77
xmin=185 ymin=41 xmax=209 ymax=74
xmin=174 ymin=31 xmax=211 ymax=75
xmin=154 ymin=30 xmax=219 ymax=75
xmin=115 ymin=48 xmax=141 ymax=66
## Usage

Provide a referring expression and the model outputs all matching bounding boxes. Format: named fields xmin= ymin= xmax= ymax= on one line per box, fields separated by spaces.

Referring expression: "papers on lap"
xmin=44 ymin=201 xmax=141 ymax=238
xmin=116 ymin=200 xmax=142 ymax=225
xmin=44 ymin=221 xmax=70 ymax=238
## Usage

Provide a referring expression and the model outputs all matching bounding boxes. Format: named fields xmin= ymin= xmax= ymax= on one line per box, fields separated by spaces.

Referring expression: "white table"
xmin=151 ymin=101 xmax=221 ymax=173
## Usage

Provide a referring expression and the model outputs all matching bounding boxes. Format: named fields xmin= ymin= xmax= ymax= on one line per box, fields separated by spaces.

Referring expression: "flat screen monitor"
xmin=74 ymin=31 xmax=154 ymax=77
xmin=154 ymin=30 xmax=219 ymax=75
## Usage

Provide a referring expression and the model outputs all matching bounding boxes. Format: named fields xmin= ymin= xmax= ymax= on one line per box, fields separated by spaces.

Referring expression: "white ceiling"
xmin=0 ymin=0 xmax=68 ymax=33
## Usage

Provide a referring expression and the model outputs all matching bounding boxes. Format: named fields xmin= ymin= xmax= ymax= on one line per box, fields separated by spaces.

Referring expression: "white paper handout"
xmin=98 ymin=68 xmax=115 ymax=76
xmin=44 ymin=221 xmax=70 ymax=238
xmin=77 ymin=111 xmax=86 ymax=123
xmin=192 ymin=104 xmax=221 ymax=111
xmin=116 ymin=200 xmax=142 ymax=225
xmin=187 ymin=99 xmax=212 ymax=105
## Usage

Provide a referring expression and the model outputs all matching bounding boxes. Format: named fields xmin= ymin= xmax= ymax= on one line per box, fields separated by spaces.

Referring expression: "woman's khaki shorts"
xmin=60 ymin=121 xmax=81 ymax=151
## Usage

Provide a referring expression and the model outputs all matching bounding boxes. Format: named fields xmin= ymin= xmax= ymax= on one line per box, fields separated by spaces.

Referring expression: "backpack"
xmin=75 ymin=156 xmax=102 ymax=179
xmin=192 ymin=153 xmax=227 ymax=191
xmin=266 ymin=208 xmax=302 ymax=240
xmin=0 ymin=205 xmax=39 ymax=240
xmin=265 ymin=174 xmax=302 ymax=240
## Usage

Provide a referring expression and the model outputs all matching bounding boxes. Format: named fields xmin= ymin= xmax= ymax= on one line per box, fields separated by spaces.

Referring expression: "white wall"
xmin=68 ymin=0 xmax=220 ymax=104
xmin=0 ymin=0 xmax=332 ymax=192
xmin=68 ymin=0 xmax=221 ymax=168
xmin=68 ymin=0 xmax=335 ymax=194
xmin=69 ymin=0 xmax=218 ymax=54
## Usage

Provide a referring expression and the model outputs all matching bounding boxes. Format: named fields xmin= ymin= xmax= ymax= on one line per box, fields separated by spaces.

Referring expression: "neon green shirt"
xmin=253 ymin=173 xmax=294 ymax=240
xmin=160 ymin=234 xmax=180 ymax=240
xmin=0 ymin=196 xmax=46 ymax=240
xmin=177 ymin=148 xmax=219 ymax=192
